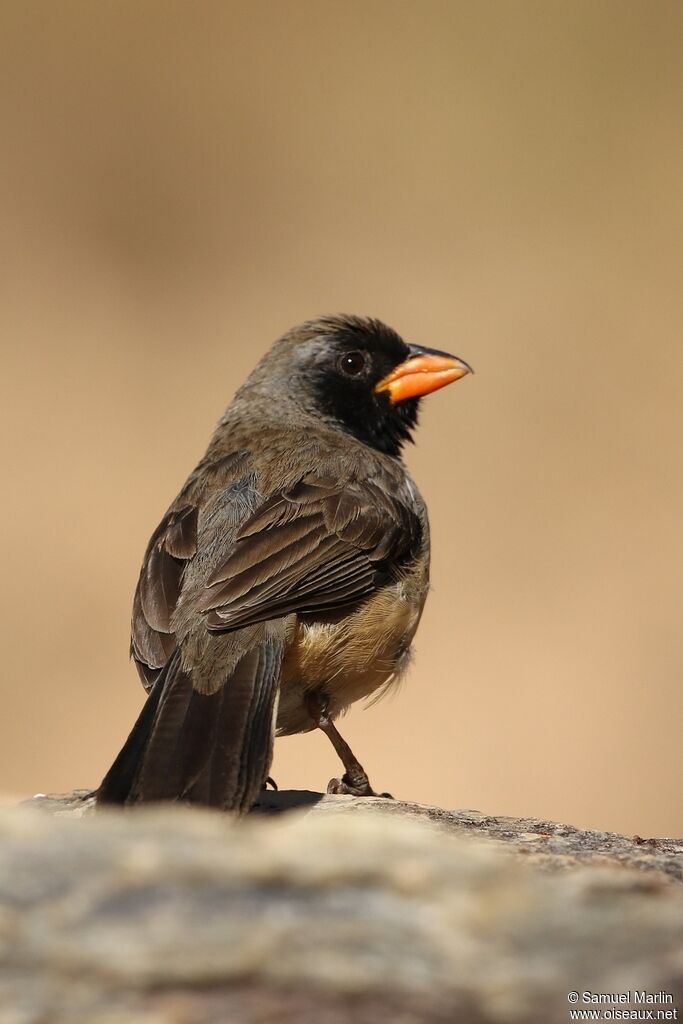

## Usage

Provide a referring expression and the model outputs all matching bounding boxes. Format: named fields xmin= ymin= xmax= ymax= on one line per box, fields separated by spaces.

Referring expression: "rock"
xmin=1 ymin=791 xmax=682 ymax=1023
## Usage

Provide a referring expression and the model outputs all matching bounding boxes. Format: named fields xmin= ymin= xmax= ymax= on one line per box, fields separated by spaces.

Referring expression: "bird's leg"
xmin=306 ymin=693 xmax=393 ymax=799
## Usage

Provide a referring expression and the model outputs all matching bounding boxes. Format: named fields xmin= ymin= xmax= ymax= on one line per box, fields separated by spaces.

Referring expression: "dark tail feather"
xmin=97 ymin=640 xmax=282 ymax=813
xmin=96 ymin=660 xmax=171 ymax=805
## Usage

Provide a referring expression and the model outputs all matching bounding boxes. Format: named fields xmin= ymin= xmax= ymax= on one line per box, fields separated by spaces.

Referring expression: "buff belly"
xmin=276 ymin=567 xmax=428 ymax=735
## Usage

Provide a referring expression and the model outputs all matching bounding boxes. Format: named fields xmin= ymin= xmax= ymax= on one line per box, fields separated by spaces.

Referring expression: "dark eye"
xmin=338 ymin=351 xmax=366 ymax=376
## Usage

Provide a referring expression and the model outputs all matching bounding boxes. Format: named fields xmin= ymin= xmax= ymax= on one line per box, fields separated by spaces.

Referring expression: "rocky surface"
xmin=0 ymin=790 xmax=682 ymax=1023
xmin=33 ymin=785 xmax=683 ymax=884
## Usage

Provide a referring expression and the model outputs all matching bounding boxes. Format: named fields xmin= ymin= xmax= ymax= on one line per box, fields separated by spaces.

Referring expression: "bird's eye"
xmin=338 ymin=351 xmax=366 ymax=376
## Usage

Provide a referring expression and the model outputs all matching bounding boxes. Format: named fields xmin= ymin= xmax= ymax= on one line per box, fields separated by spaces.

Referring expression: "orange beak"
xmin=374 ymin=346 xmax=473 ymax=404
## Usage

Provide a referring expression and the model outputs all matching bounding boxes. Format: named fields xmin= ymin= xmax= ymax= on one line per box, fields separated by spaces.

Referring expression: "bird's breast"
xmin=276 ymin=556 xmax=429 ymax=734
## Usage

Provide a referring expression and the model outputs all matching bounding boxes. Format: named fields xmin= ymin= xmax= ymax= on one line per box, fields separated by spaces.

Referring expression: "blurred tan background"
xmin=1 ymin=1 xmax=681 ymax=836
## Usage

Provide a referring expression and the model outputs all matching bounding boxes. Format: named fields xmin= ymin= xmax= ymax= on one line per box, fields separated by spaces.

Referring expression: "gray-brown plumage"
xmin=98 ymin=316 xmax=471 ymax=812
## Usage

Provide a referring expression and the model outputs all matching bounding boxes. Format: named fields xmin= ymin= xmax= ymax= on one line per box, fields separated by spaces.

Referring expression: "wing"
xmin=130 ymin=450 xmax=252 ymax=690
xmin=197 ymin=472 xmax=422 ymax=633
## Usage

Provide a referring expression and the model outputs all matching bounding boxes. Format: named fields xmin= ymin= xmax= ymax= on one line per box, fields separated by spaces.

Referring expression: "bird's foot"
xmin=263 ymin=776 xmax=278 ymax=791
xmin=326 ymin=773 xmax=393 ymax=799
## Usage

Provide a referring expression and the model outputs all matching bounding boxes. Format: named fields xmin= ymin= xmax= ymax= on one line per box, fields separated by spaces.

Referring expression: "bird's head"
xmin=237 ymin=315 xmax=472 ymax=457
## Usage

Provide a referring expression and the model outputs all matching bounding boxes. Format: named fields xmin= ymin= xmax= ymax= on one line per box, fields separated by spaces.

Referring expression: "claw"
xmin=326 ymin=775 xmax=393 ymax=799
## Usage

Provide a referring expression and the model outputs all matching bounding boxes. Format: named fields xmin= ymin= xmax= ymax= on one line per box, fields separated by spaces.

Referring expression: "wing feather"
xmin=130 ymin=453 xmax=252 ymax=691
xmin=199 ymin=472 xmax=420 ymax=634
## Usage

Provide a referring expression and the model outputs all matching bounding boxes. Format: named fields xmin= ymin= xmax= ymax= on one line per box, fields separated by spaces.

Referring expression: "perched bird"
xmin=98 ymin=316 xmax=472 ymax=812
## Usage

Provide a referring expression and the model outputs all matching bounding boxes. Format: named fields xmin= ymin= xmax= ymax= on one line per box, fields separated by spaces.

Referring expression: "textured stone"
xmin=1 ymin=791 xmax=681 ymax=1023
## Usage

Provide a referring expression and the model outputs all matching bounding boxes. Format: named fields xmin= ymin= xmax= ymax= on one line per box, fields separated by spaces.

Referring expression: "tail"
xmin=97 ymin=641 xmax=282 ymax=813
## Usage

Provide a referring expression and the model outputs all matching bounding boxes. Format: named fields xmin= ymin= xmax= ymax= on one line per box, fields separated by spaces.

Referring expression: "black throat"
xmin=317 ymin=381 xmax=420 ymax=458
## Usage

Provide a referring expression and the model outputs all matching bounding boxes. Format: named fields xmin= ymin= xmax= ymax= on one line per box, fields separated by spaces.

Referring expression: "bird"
xmin=97 ymin=315 xmax=472 ymax=813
